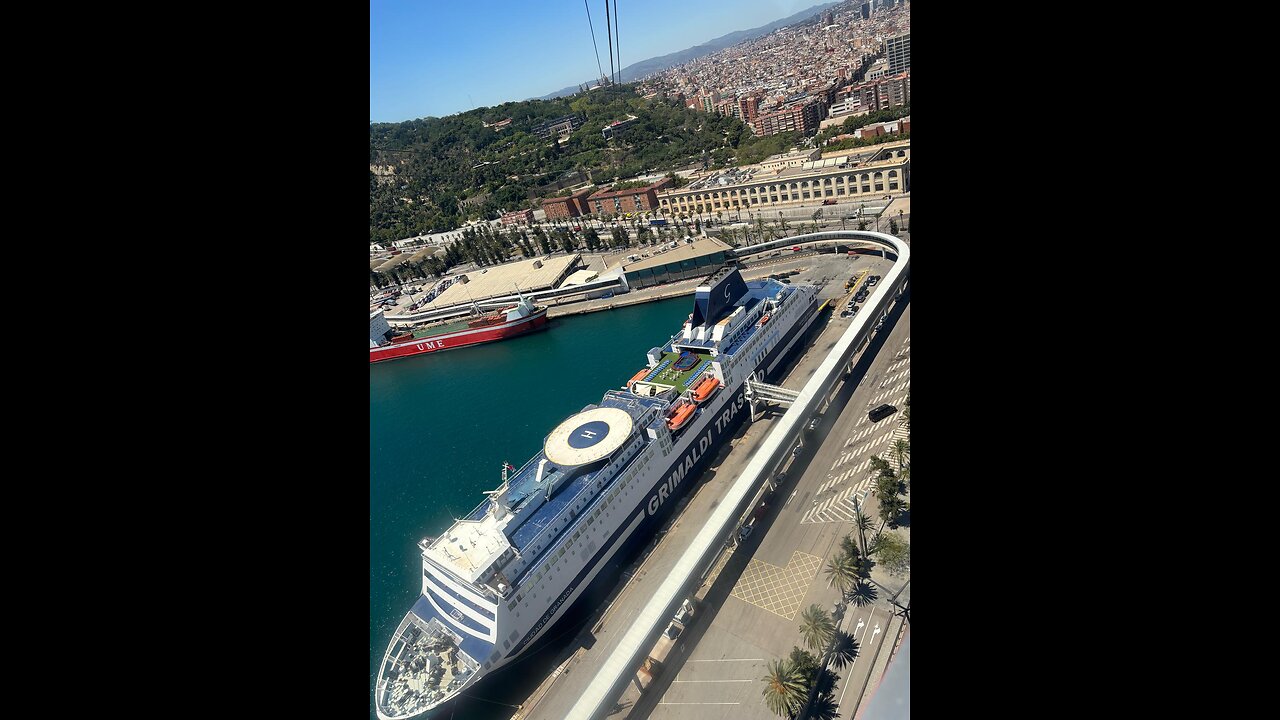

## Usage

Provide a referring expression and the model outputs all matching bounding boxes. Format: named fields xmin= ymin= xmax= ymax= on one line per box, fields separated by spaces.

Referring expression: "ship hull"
xmin=370 ymin=309 xmax=549 ymax=364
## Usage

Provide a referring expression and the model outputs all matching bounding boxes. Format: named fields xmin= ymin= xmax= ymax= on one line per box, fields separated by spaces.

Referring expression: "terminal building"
xmin=611 ymin=236 xmax=733 ymax=290
xmin=656 ymin=140 xmax=910 ymax=217
xmin=427 ymin=254 xmax=583 ymax=308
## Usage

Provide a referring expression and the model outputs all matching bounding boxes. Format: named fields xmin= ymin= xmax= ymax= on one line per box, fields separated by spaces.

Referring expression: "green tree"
xmin=873 ymin=532 xmax=911 ymax=577
xmin=798 ymin=604 xmax=835 ymax=653
xmin=824 ymin=552 xmax=859 ymax=601
xmin=788 ymin=646 xmax=820 ymax=684
xmin=760 ymin=658 xmax=806 ymax=718
xmin=847 ymin=580 xmax=877 ymax=608
xmin=827 ymin=630 xmax=859 ymax=670
xmin=557 ymin=229 xmax=576 ymax=254
xmin=809 ymin=693 xmax=840 ymax=720
xmin=868 ymin=455 xmax=894 ymax=479
xmin=853 ymin=512 xmax=875 ymax=558
xmin=891 ymin=439 xmax=910 ymax=473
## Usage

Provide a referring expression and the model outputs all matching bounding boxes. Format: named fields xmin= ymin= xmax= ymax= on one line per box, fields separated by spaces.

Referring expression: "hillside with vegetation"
xmin=369 ymin=84 xmax=801 ymax=247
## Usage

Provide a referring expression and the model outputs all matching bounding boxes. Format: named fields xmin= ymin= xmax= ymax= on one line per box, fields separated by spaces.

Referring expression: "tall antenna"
xmin=604 ymin=0 xmax=614 ymax=85
xmin=583 ymin=0 xmax=604 ymax=82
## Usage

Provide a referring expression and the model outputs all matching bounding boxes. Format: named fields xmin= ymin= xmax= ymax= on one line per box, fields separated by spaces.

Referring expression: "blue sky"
xmin=371 ymin=0 xmax=824 ymax=122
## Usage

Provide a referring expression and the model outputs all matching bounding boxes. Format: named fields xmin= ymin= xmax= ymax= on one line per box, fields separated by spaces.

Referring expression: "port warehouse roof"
xmin=427 ymin=253 xmax=580 ymax=307
xmin=371 ymin=246 xmax=445 ymax=272
xmin=559 ymin=269 xmax=600 ymax=287
xmin=611 ymin=236 xmax=733 ymax=287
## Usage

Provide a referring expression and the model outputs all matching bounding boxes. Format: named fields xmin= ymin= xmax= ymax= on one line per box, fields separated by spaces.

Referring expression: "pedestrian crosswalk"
xmin=805 ymin=334 xmax=909 ymax=524
xmin=803 ymin=484 xmax=872 ymax=524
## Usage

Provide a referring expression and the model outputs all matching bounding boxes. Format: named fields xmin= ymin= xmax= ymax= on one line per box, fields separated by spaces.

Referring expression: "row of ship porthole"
xmin=511 ymin=449 xmax=649 ymax=610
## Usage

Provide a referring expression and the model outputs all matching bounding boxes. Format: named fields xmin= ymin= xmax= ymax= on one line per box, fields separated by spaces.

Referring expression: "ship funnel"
xmin=690 ymin=266 xmax=748 ymax=328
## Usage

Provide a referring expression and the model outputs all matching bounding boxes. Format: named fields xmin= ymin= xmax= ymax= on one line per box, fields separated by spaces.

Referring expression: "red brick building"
xmin=500 ymin=209 xmax=534 ymax=226
xmin=541 ymin=188 xmax=594 ymax=220
xmin=587 ymin=177 xmax=673 ymax=217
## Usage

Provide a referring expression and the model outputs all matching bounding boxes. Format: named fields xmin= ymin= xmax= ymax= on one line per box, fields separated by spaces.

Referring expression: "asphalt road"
xmin=635 ymin=297 xmax=912 ymax=720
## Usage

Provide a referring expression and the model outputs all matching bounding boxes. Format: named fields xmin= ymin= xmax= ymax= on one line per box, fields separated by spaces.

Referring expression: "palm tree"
xmin=847 ymin=580 xmax=877 ymax=607
xmin=761 ymin=658 xmax=806 ymax=718
xmin=824 ymin=553 xmax=859 ymax=601
xmin=827 ymin=630 xmax=860 ymax=670
xmin=878 ymin=495 xmax=903 ymax=527
xmin=809 ymin=693 xmax=840 ymax=720
xmin=868 ymin=454 xmax=893 ymax=478
xmin=891 ymin=439 xmax=910 ymax=472
xmin=798 ymin=604 xmax=835 ymax=653
xmin=853 ymin=512 xmax=874 ymax=557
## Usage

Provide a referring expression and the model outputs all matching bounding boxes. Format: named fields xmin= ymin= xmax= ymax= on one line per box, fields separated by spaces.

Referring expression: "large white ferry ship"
xmin=374 ymin=266 xmax=822 ymax=719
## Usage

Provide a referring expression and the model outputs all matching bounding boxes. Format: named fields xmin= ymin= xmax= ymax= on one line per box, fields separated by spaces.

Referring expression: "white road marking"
xmin=837 ymin=608 xmax=877 ymax=709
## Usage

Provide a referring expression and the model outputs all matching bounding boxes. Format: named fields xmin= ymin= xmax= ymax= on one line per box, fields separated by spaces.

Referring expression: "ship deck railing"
xmin=682 ymin=360 xmax=713 ymax=387
xmin=510 ymin=445 xmax=643 ymax=588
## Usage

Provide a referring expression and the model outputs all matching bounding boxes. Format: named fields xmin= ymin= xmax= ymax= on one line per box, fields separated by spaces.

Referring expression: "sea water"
xmin=370 ymin=296 xmax=691 ymax=718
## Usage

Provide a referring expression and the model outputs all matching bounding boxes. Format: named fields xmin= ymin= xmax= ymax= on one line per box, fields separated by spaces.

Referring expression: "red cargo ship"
xmin=370 ymin=297 xmax=549 ymax=363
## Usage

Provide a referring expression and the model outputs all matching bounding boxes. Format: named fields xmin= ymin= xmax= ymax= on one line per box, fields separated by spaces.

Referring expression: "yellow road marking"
xmin=729 ymin=551 xmax=823 ymax=620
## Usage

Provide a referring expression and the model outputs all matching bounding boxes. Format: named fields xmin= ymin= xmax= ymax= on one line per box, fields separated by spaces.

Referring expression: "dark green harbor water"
xmin=370 ymin=296 xmax=692 ymax=718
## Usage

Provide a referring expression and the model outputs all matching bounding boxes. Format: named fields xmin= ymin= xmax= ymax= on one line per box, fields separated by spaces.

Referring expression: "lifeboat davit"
xmin=691 ymin=376 xmax=721 ymax=404
xmin=666 ymin=401 xmax=696 ymax=432
xmin=626 ymin=368 xmax=651 ymax=389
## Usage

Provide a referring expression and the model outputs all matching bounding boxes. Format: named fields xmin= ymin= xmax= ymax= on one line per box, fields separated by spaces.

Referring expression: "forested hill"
xmin=369 ymin=85 xmax=801 ymax=247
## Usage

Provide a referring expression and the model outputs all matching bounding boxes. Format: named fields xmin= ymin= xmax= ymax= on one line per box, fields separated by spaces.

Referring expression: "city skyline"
xmin=370 ymin=0 xmax=831 ymax=122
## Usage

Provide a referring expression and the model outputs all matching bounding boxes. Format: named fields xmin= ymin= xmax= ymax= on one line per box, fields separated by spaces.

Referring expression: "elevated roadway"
xmin=562 ymin=231 xmax=909 ymax=720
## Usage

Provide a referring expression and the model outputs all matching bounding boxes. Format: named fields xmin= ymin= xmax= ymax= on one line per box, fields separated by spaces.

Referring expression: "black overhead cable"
xmin=613 ymin=0 xmax=621 ymax=84
xmin=584 ymin=0 xmax=604 ymax=82
xmin=605 ymin=0 xmax=614 ymax=84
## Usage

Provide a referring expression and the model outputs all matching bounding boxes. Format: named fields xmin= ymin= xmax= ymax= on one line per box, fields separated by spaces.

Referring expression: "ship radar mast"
xmin=484 ymin=463 xmax=515 ymax=520
xmin=513 ymin=282 xmax=532 ymax=310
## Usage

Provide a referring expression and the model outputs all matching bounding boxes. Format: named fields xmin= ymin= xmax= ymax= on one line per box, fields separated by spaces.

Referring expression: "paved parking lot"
xmin=728 ymin=551 xmax=822 ymax=620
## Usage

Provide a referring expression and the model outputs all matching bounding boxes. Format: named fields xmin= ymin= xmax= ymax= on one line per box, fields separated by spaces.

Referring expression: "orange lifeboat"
xmin=666 ymin=401 xmax=696 ymax=432
xmin=626 ymin=368 xmax=650 ymax=389
xmin=759 ymin=314 xmax=771 ymax=326
xmin=691 ymin=376 xmax=721 ymax=404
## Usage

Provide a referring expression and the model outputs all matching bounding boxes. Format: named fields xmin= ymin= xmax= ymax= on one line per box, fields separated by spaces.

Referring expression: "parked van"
xmin=868 ymin=404 xmax=897 ymax=422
